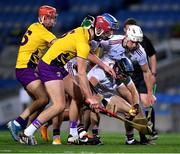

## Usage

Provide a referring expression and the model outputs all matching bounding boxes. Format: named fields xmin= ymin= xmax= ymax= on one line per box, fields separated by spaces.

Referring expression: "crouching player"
xmin=96 ymin=25 xmax=155 ymax=144
xmin=85 ymin=57 xmax=141 ymax=144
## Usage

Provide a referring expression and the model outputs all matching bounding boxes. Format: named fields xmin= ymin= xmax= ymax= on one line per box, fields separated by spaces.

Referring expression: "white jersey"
xmin=64 ymin=58 xmax=77 ymax=76
xmin=87 ymin=64 xmax=119 ymax=100
xmin=100 ymin=35 xmax=148 ymax=66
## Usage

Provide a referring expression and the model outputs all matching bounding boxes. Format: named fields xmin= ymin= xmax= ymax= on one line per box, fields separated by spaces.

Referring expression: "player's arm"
xmin=149 ymin=54 xmax=157 ymax=84
xmin=88 ymin=53 xmax=116 ymax=78
xmin=141 ymin=64 xmax=152 ymax=94
xmin=150 ymin=55 xmax=157 ymax=75
xmin=76 ymin=57 xmax=99 ymax=110
xmin=145 ymin=36 xmax=157 ymax=84
xmin=141 ymin=64 xmax=155 ymax=105
xmin=125 ymin=79 xmax=140 ymax=105
xmin=77 ymin=57 xmax=92 ymax=98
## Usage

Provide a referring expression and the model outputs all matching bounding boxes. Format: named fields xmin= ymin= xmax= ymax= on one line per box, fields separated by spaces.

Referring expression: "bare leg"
xmin=109 ymin=95 xmax=131 ymax=113
xmin=20 ymin=80 xmax=49 ymax=120
xmin=7 ymin=79 xmax=49 ymax=142
xmin=24 ymin=80 xmax=66 ymax=137
xmin=117 ymin=84 xmax=133 ymax=105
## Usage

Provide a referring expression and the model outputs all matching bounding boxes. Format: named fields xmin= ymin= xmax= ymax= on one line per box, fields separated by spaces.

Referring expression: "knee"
xmin=52 ymin=103 xmax=65 ymax=114
xmin=38 ymin=96 xmax=49 ymax=106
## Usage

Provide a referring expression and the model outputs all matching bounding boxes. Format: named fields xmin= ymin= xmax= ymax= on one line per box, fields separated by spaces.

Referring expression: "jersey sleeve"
xmin=100 ymin=40 xmax=110 ymax=50
xmin=138 ymin=49 xmax=148 ymax=66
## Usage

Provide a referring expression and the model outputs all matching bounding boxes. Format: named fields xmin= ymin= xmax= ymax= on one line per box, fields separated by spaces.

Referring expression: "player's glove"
xmin=129 ymin=104 xmax=139 ymax=117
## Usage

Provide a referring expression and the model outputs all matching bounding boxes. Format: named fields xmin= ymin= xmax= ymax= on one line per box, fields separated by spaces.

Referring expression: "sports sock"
xmin=77 ymin=123 xmax=87 ymax=138
xmin=69 ymin=121 xmax=78 ymax=137
xmin=151 ymin=107 xmax=155 ymax=131
xmin=92 ymin=127 xmax=99 ymax=136
xmin=53 ymin=129 xmax=60 ymax=138
xmin=124 ymin=122 xmax=134 ymax=140
xmin=15 ymin=116 xmax=28 ymax=129
xmin=126 ymin=133 xmax=134 ymax=141
xmin=24 ymin=119 xmax=42 ymax=137
xmin=139 ymin=132 xmax=148 ymax=142
xmin=77 ymin=123 xmax=85 ymax=134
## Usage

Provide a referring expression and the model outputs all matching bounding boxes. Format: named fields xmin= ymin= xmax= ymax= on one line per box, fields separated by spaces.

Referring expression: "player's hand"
xmin=86 ymin=96 xmax=100 ymax=112
xmin=129 ymin=104 xmax=139 ymax=117
xmin=103 ymin=65 xmax=116 ymax=78
xmin=147 ymin=93 xmax=156 ymax=106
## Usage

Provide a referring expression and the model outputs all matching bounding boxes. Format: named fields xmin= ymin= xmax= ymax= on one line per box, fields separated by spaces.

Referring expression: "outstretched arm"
xmin=77 ymin=57 xmax=99 ymax=110
xmin=149 ymin=55 xmax=157 ymax=85
xmin=141 ymin=64 xmax=155 ymax=105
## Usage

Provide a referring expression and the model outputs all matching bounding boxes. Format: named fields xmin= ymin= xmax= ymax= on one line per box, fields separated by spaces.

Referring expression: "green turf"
xmin=0 ymin=130 xmax=180 ymax=153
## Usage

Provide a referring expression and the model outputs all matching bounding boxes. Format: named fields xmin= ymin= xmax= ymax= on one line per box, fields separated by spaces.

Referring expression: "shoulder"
xmin=29 ymin=22 xmax=42 ymax=30
xmin=74 ymin=27 xmax=89 ymax=41
xmin=74 ymin=27 xmax=88 ymax=35
xmin=135 ymin=44 xmax=147 ymax=57
xmin=111 ymin=35 xmax=124 ymax=40
xmin=108 ymin=35 xmax=124 ymax=45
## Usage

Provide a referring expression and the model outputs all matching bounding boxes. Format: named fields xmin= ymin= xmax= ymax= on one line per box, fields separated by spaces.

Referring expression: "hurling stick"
xmin=88 ymin=81 xmax=153 ymax=135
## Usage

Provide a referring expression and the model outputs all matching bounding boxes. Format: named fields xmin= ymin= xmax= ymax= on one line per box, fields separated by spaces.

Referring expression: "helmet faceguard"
xmin=126 ymin=25 xmax=143 ymax=42
xmin=94 ymin=16 xmax=114 ymax=41
xmin=38 ymin=5 xmax=57 ymax=29
xmin=113 ymin=57 xmax=134 ymax=78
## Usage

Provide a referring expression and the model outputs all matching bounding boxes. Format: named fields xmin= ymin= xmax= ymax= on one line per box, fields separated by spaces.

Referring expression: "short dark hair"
xmin=124 ymin=18 xmax=137 ymax=27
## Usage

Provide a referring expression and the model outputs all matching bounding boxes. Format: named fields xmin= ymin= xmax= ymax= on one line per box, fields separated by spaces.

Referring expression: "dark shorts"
xmin=132 ymin=73 xmax=147 ymax=94
xmin=38 ymin=60 xmax=69 ymax=83
xmin=15 ymin=68 xmax=39 ymax=87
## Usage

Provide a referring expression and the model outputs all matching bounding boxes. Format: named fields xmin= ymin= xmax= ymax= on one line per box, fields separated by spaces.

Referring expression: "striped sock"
xmin=24 ymin=119 xmax=42 ymax=137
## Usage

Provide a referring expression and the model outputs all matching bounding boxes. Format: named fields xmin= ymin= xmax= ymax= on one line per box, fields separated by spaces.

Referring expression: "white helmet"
xmin=126 ymin=25 xmax=143 ymax=42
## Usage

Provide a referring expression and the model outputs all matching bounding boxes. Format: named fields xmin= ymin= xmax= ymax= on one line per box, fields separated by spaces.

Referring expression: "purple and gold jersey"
xmin=16 ymin=22 xmax=56 ymax=68
xmin=42 ymin=27 xmax=90 ymax=66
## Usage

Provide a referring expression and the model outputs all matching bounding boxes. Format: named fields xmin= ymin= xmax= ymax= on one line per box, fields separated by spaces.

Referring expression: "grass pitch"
xmin=0 ymin=130 xmax=180 ymax=153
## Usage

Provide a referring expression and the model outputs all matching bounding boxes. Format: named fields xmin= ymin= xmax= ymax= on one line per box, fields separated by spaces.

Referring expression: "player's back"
xmin=16 ymin=22 xmax=56 ymax=68
xmin=42 ymin=27 xmax=90 ymax=66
